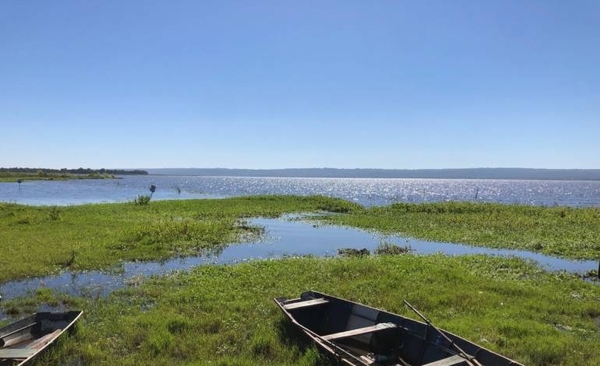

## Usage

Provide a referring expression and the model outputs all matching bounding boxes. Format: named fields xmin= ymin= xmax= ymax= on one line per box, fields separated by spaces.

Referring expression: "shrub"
xmin=134 ymin=195 xmax=151 ymax=206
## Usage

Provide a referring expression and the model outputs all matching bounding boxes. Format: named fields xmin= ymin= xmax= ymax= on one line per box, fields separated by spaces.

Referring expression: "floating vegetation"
xmin=374 ymin=242 xmax=411 ymax=255
xmin=582 ymin=269 xmax=599 ymax=281
xmin=337 ymin=247 xmax=370 ymax=257
xmin=338 ymin=243 xmax=411 ymax=257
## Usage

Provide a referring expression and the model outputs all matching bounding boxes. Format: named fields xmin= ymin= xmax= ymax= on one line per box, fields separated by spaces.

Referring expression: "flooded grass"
xmin=3 ymin=255 xmax=599 ymax=366
xmin=1 ymin=215 xmax=595 ymax=308
xmin=323 ymin=201 xmax=600 ymax=260
xmin=0 ymin=196 xmax=360 ymax=282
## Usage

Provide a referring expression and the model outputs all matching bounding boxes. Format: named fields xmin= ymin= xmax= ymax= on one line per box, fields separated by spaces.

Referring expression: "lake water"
xmin=2 ymin=175 xmax=600 ymax=207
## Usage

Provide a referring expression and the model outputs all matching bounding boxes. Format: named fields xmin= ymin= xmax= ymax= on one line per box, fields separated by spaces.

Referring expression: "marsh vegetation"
xmin=323 ymin=202 xmax=600 ymax=260
xmin=1 ymin=196 xmax=599 ymax=365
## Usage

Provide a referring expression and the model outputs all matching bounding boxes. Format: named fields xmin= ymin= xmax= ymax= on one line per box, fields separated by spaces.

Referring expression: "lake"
xmin=2 ymin=175 xmax=600 ymax=207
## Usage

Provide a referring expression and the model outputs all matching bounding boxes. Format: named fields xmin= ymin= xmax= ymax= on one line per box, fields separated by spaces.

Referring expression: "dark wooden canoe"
xmin=275 ymin=291 xmax=524 ymax=366
xmin=0 ymin=311 xmax=83 ymax=366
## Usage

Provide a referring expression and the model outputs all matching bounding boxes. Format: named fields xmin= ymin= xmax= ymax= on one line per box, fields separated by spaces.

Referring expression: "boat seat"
xmin=421 ymin=354 xmax=467 ymax=366
xmin=0 ymin=348 xmax=38 ymax=359
xmin=283 ymin=298 xmax=329 ymax=310
xmin=322 ymin=322 xmax=398 ymax=341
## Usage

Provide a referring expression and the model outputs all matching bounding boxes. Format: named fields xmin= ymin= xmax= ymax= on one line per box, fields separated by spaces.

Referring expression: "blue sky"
xmin=1 ymin=0 xmax=599 ymax=170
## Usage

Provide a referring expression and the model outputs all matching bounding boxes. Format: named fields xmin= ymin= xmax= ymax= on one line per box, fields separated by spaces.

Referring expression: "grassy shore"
xmin=2 ymin=255 xmax=600 ymax=366
xmin=323 ymin=201 xmax=600 ymax=260
xmin=1 ymin=197 xmax=600 ymax=365
xmin=0 ymin=196 xmax=359 ymax=282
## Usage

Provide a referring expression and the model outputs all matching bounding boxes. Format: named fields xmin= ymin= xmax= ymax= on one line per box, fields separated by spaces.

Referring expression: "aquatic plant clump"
xmin=374 ymin=242 xmax=411 ymax=255
xmin=133 ymin=194 xmax=151 ymax=205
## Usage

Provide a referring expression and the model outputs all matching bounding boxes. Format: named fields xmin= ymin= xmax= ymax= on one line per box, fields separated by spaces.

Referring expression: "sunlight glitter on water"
xmin=1 ymin=176 xmax=600 ymax=207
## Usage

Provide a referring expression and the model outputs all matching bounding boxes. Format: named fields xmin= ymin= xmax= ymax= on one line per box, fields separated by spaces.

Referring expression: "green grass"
xmin=0 ymin=196 xmax=360 ymax=282
xmin=322 ymin=201 xmax=600 ymax=260
xmin=3 ymin=255 xmax=599 ymax=366
xmin=2 ymin=198 xmax=600 ymax=365
xmin=2 ymin=199 xmax=598 ymax=283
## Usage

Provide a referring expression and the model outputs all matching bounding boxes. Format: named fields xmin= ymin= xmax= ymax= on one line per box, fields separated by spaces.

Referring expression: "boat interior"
xmin=0 ymin=312 xmax=81 ymax=366
xmin=279 ymin=294 xmax=479 ymax=366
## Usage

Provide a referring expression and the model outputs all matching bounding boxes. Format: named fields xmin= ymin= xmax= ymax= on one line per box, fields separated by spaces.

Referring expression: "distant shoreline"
xmin=146 ymin=168 xmax=600 ymax=181
xmin=0 ymin=168 xmax=147 ymax=182
xmin=3 ymin=167 xmax=599 ymax=181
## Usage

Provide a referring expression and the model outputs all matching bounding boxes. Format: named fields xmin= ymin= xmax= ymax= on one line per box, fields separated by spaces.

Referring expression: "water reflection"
xmin=0 ymin=217 xmax=597 ymax=306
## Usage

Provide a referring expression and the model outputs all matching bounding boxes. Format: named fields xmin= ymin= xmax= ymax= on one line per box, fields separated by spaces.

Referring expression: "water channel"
xmin=1 ymin=216 xmax=596 ymax=319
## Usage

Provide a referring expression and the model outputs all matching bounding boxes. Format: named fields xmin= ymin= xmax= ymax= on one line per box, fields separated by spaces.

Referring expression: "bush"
xmin=134 ymin=195 xmax=151 ymax=206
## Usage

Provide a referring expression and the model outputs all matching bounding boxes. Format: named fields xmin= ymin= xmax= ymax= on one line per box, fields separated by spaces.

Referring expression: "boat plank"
xmin=322 ymin=322 xmax=397 ymax=341
xmin=421 ymin=355 xmax=467 ymax=366
xmin=0 ymin=348 xmax=37 ymax=359
xmin=26 ymin=329 xmax=62 ymax=350
xmin=283 ymin=298 xmax=329 ymax=310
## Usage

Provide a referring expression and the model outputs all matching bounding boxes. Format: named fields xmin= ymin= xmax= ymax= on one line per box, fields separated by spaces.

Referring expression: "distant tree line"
xmin=0 ymin=168 xmax=148 ymax=175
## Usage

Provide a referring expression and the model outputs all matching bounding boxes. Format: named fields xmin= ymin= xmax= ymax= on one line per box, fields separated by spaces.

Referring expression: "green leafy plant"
xmin=134 ymin=195 xmax=152 ymax=206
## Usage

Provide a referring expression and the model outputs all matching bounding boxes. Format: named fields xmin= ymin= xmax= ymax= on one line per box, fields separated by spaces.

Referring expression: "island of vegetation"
xmin=0 ymin=196 xmax=599 ymax=365
xmin=0 ymin=167 xmax=148 ymax=182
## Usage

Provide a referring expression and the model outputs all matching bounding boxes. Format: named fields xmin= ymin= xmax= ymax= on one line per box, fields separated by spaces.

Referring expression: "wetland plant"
xmin=374 ymin=242 xmax=411 ymax=255
xmin=133 ymin=195 xmax=152 ymax=205
xmin=337 ymin=247 xmax=370 ymax=257
xmin=133 ymin=185 xmax=156 ymax=205
xmin=48 ymin=206 xmax=62 ymax=221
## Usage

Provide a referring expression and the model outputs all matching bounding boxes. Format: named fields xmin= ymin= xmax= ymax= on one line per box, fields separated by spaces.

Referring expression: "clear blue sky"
xmin=1 ymin=0 xmax=599 ymax=170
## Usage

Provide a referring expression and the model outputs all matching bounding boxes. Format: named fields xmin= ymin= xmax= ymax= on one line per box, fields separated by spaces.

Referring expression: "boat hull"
xmin=0 ymin=311 xmax=83 ymax=366
xmin=275 ymin=291 xmax=524 ymax=366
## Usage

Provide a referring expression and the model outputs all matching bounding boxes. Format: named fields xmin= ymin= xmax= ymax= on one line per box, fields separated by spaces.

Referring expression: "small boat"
xmin=275 ymin=291 xmax=524 ymax=366
xmin=0 ymin=311 xmax=83 ymax=366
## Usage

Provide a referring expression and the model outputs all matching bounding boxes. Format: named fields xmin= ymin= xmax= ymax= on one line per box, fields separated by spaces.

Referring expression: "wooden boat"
xmin=275 ymin=291 xmax=524 ymax=366
xmin=0 ymin=311 xmax=83 ymax=366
